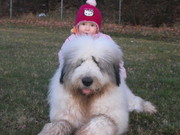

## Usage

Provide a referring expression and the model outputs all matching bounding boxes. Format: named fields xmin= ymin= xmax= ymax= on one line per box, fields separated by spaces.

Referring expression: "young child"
xmin=58 ymin=0 xmax=156 ymax=113
xmin=59 ymin=0 xmax=127 ymax=79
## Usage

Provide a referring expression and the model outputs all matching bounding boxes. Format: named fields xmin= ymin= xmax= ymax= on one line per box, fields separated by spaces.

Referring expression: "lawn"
xmin=0 ymin=23 xmax=179 ymax=135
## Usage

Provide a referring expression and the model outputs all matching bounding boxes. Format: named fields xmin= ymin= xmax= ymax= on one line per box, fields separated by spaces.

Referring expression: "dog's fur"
xmin=38 ymin=36 xmax=156 ymax=135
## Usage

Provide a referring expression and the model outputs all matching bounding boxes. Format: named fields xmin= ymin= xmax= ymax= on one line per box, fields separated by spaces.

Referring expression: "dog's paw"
xmin=75 ymin=115 xmax=117 ymax=135
xmin=38 ymin=121 xmax=73 ymax=135
xmin=38 ymin=123 xmax=60 ymax=135
xmin=128 ymin=96 xmax=157 ymax=114
xmin=143 ymin=101 xmax=157 ymax=114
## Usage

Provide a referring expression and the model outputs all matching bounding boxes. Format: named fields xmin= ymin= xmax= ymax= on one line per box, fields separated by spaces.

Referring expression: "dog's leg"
xmin=38 ymin=120 xmax=74 ymax=135
xmin=126 ymin=88 xmax=157 ymax=114
xmin=75 ymin=115 xmax=117 ymax=135
xmin=128 ymin=94 xmax=157 ymax=114
xmin=121 ymin=78 xmax=157 ymax=114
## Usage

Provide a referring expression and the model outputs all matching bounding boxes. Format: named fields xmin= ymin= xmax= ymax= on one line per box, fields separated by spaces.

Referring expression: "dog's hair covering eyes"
xmin=59 ymin=35 xmax=123 ymax=86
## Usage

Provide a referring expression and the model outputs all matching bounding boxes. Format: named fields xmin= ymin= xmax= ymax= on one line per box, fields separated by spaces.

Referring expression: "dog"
xmin=38 ymin=35 xmax=156 ymax=135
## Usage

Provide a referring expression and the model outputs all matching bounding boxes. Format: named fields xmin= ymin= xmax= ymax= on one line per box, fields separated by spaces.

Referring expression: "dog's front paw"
xmin=75 ymin=128 xmax=88 ymax=135
xmin=38 ymin=120 xmax=74 ymax=135
xmin=75 ymin=115 xmax=117 ymax=135
xmin=38 ymin=123 xmax=60 ymax=135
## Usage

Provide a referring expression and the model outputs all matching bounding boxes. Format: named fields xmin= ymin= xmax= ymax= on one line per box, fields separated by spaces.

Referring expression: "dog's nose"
xmin=82 ymin=77 xmax=93 ymax=86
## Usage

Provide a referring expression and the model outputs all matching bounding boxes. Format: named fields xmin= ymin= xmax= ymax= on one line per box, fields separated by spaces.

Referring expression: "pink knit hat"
xmin=75 ymin=0 xmax=102 ymax=31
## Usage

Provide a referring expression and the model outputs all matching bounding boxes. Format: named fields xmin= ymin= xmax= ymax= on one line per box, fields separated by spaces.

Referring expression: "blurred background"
xmin=0 ymin=0 xmax=180 ymax=27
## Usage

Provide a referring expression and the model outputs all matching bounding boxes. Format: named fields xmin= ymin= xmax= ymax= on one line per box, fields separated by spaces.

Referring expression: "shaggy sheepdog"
xmin=38 ymin=36 xmax=156 ymax=135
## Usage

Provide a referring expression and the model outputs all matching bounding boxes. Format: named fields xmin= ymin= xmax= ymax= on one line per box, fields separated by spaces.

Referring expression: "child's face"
xmin=78 ymin=22 xmax=98 ymax=35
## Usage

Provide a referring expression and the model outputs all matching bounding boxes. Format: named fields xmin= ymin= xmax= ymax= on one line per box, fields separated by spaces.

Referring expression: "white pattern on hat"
xmin=86 ymin=0 xmax=97 ymax=6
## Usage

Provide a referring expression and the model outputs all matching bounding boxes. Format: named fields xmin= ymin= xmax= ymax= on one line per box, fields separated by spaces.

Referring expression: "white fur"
xmin=47 ymin=68 xmax=129 ymax=134
xmin=38 ymin=36 xmax=156 ymax=135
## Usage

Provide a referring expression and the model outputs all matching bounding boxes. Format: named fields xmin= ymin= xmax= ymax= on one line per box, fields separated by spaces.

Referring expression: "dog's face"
xmin=60 ymin=36 xmax=122 ymax=97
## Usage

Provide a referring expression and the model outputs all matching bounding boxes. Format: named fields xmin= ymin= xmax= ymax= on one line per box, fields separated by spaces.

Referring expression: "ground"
xmin=0 ymin=21 xmax=179 ymax=135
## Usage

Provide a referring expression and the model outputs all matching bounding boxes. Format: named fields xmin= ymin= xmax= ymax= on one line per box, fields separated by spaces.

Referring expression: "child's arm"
xmin=119 ymin=61 xmax=127 ymax=79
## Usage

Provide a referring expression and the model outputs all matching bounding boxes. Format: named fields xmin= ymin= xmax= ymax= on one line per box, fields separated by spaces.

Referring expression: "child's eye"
xmin=91 ymin=24 xmax=95 ymax=27
xmin=82 ymin=23 xmax=86 ymax=25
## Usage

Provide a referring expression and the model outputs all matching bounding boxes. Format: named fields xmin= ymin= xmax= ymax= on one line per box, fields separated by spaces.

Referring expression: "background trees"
xmin=0 ymin=0 xmax=179 ymax=27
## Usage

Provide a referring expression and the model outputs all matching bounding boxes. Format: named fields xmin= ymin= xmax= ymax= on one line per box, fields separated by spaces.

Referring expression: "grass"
xmin=0 ymin=23 xmax=179 ymax=135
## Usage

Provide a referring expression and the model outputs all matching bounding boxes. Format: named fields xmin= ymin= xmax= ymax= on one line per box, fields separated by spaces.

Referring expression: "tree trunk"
xmin=10 ymin=0 xmax=13 ymax=18
xmin=118 ymin=0 xmax=123 ymax=24
xmin=60 ymin=0 xmax=63 ymax=19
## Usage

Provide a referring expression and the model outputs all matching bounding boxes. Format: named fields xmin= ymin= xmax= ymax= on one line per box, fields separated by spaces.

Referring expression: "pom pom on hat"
xmin=75 ymin=0 xmax=102 ymax=31
xmin=86 ymin=0 xmax=97 ymax=6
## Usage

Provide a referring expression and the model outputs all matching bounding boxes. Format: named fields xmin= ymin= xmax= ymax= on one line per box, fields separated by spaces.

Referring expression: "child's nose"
xmin=85 ymin=25 xmax=90 ymax=30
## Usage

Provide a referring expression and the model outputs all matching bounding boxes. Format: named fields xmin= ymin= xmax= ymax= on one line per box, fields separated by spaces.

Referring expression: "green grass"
xmin=0 ymin=23 xmax=179 ymax=135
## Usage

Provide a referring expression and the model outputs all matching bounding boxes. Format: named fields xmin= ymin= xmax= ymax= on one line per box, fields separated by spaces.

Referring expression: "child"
xmin=58 ymin=0 xmax=127 ymax=79
xmin=58 ymin=0 xmax=156 ymax=113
